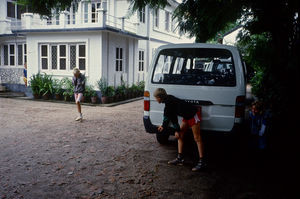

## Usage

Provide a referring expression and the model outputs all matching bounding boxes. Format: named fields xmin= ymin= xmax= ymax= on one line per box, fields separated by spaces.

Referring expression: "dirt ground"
xmin=0 ymin=98 xmax=296 ymax=199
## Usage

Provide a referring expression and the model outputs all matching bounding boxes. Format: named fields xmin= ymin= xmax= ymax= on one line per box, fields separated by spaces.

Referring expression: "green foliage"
xmin=85 ymin=85 xmax=97 ymax=97
xmin=97 ymin=77 xmax=114 ymax=97
xmin=29 ymin=73 xmax=43 ymax=95
xmin=53 ymin=79 xmax=64 ymax=95
xmin=115 ymin=85 xmax=127 ymax=96
xmin=61 ymin=77 xmax=74 ymax=98
xmin=29 ymin=73 xmax=54 ymax=96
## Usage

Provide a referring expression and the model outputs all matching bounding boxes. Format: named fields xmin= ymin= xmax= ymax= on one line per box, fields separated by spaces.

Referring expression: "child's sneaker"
xmin=192 ymin=159 xmax=206 ymax=171
xmin=168 ymin=157 xmax=184 ymax=166
xmin=75 ymin=115 xmax=82 ymax=121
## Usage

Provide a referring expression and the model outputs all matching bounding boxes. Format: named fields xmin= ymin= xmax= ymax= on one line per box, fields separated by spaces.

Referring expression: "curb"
xmin=0 ymin=95 xmax=143 ymax=107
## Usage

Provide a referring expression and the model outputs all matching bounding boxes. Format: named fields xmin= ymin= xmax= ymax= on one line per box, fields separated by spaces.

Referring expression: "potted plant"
xmin=29 ymin=73 xmax=43 ymax=99
xmin=90 ymin=90 xmax=98 ymax=104
xmin=97 ymin=78 xmax=114 ymax=104
xmin=61 ymin=77 xmax=74 ymax=102
xmin=84 ymin=85 xmax=93 ymax=103
xmin=53 ymin=79 xmax=63 ymax=100
xmin=137 ymin=81 xmax=145 ymax=97
xmin=39 ymin=73 xmax=53 ymax=100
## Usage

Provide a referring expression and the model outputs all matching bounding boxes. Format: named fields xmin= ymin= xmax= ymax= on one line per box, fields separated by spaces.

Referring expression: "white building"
xmin=0 ymin=0 xmax=193 ymax=93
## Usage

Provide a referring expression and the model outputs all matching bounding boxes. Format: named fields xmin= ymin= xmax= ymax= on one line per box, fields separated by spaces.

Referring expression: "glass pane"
xmin=120 ymin=48 xmax=123 ymax=59
xmin=18 ymin=45 xmax=23 ymax=65
xmin=4 ymin=45 xmax=8 ymax=65
xmin=84 ymin=2 xmax=88 ymax=23
xmin=59 ymin=45 xmax=66 ymax=57
xmin=60 ymin=58 xmax=66 ymax=70
xmin=120 ymin=60 xmax=122 ymax=71
xmin=41 ymin=45 xmax=47 ymax=56
xmin=79 ymin=45 xmax=85 ymax=57
xmin=116 ymin=60 xmax=118 ymax=71
xmin=10 ymin=56 xmax=15 ymax=66
xmin=116 ymin=48 xmax=119 ymax=59
xmin=24 ymin=44 xmax=27 ymax=54
xmin=70 ymin=45 xmax=76 ymax=69
xmin=24 ymin=55 xmax=27 ymax=63
xmin=152 ymin=48 xmax=236 ymax=86
xmin=17 ymin=5 xmax=25 ymax=19
xmin=51 ymin=46 xmax=57 ymax=69
xmin=42 ymin=58 xmax=48 ymax=69
xmin=10 ymin=45 xmax=15 ymax=55
xmin=7 ymin=2 xmax=15 ymax=18
xmin=79 ymin=58 xmax=85 ymax=70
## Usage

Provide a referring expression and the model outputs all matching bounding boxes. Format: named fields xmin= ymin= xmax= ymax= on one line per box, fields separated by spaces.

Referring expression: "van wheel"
xmin=156 ymin=133 xmax=169 ymax=144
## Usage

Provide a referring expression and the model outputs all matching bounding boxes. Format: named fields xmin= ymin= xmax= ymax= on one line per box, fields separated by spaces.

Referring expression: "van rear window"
xmin=151 ymin=48 xmax=236 ymax=86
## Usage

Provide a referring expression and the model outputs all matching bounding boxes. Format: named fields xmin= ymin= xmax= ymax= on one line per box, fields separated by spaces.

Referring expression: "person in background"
xmin=23 ymin=62 xmax=27 ymax=87
xmin=154 ymin=88 xmax=206 ymax=171
xmin=72 ymin=68 xmax=85 ymax=121
xmin=249 ymin=101 xmax=271 ymax=150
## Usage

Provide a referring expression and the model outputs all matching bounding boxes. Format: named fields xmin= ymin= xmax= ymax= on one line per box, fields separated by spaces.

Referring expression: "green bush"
xmin=29 ymin=73 xmax=54 ymax=96
xmin=29 ymin=73 xmax=43 ymax=95
xmin=53 ymin=79 xmax=64 ymax=95
xmin=61 ymin=77 xmax=74 ymax=100
xmin=97 ymin=78 xmax=115 ymax=97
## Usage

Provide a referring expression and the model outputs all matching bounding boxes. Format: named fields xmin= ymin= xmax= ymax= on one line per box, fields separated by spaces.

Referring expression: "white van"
xmin=143 ymin=43 xmax=246 ymax=144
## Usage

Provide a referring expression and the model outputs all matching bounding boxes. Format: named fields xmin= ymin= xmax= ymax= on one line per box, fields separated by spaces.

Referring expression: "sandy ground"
xmin=0 ymin=98 xmax=294 ymax=199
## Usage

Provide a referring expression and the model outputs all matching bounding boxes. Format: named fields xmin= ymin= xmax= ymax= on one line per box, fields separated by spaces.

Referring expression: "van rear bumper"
xmin=143 ymin=115 xmax=243 ymax=134
xmin=143 ymin=116 xmax=158 ymax=134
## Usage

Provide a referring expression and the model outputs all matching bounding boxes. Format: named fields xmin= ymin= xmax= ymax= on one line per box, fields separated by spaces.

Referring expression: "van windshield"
xmin=152 ymin=48 xmax=236 ymax=86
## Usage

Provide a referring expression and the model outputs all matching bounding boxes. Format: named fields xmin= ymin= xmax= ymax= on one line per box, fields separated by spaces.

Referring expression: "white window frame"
xmin=59 ymin=44 xmax=67 ymax=70
xmin=138 ymin=50 xmax=145 ymax=72
xmin=165 ymin=11 xmax=170 ymax=32
xmin=23 ymin=44 xmax=27 ymax=64
xmin=78 ymin=44 xmax=86 ymax=71
xmin=9 ymin=44 xmax=16 ymax=66
xmin=154 ymin=9 xmax=159 ymax=28
xmin=115 ymin=47 xmax=123 ymax=72
xmin=66 ymin=3 xmax=77 ymax=25
xmin=40 ymin=43 xmax=87 ymax=72
xmin=139 ymin=7 xmax=145 ymax=23
xmin=40 ymin=44 xmax=49 ymax=70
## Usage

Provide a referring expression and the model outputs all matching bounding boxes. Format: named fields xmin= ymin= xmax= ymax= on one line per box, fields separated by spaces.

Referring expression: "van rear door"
xmin=148 ymin=46 xmax=245 ymax=132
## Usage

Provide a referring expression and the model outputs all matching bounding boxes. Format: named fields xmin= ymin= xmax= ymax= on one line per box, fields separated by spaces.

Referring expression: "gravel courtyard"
xmin=0 ymin=98 xmax=294 ymax=199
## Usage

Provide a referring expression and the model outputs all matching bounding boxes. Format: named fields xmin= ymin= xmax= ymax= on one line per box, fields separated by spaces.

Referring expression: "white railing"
xmin=10 ymin=11 xmax=139 ymax=34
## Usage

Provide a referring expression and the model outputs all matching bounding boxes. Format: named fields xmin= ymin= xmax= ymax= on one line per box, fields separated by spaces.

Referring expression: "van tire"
xmin=156 ymin=133 xmax=169 ymax=144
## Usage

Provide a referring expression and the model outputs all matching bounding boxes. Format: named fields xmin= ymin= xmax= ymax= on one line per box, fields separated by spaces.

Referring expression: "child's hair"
xmin=73 ymin=67 xmax=80 ymax=75
xmin=252 ymin=101 xmax=263 ymax=114
xmin=153 ymin=88 xmax=167 ymax=99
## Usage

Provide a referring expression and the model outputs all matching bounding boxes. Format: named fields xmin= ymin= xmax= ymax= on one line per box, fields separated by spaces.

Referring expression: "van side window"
xmin=152 ymin=48 xmax=236 ymax=86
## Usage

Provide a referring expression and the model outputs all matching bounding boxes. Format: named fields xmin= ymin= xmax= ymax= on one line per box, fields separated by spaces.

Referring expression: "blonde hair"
xmin=73 ymin=68 xmax=80 ymax=75
xmin=153 ymin=88 xmax=167 ymax=99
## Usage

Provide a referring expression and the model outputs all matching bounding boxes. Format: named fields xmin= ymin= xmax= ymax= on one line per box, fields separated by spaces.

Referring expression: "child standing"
xmin=154 ymin=88 xmax=206 ymax=171
xmin=72 ymin=68 xmax=85 ymax=121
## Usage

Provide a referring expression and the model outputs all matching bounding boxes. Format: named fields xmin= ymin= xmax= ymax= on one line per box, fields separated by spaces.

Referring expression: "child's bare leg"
xmin=192 ymin=123 xmax=204 ymax=158
xmin=176 ymin=122 xmax=189 ymax=154
xmin=76 ymin=102 xmax=81 ymax=114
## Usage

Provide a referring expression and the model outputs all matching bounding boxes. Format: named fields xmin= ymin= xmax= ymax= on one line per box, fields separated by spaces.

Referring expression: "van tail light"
xmin=235 ymin=95 xmax=245 ymax=119
xmin=144 ymin=91 xmax=150 ymax=111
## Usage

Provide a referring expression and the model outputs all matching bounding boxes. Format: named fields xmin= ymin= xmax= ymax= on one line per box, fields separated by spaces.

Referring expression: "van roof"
xmin=158 ymin=43 xmax=238 ymax=51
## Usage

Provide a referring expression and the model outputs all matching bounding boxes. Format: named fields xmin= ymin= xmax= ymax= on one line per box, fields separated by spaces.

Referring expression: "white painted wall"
xmin=26 ymin=32 xmax=103 ymax=88
xmin=222 ymin=27 xmax=242 ymax=46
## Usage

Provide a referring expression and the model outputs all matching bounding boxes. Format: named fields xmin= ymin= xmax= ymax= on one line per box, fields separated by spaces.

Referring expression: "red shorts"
xmin=182 ymin=110 xmax=202 ymax=127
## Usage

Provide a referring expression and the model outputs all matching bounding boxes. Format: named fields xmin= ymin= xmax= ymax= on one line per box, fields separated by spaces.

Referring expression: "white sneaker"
xmin=75 ymin=115 xmax=82 ymax=121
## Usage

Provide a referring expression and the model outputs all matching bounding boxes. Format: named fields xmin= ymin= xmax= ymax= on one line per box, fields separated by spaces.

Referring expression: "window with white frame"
xmin=154 ymin=9 xmax=159 ymax=28
xmin=9 ymin=44 xmax=15 ymax=66
xmin=17 ymin=44 xmax=23 ymax=66
xmin=165 ymin=11 xmax=170 ymax=31
xmin=7 ymin=0 xmax=26 ymax=19
xmin=41 ymin=45 xmax=48 ymax=70
xmin=67 ymin=3 xmax=77 ymax=25
xmin=24 ymin=44 xmax=27 ymax=64
xmin=138 ymin=50 xmax=144 ymax=72
xmin=91 ymin=2 xmax=101 ymax=23
xmin=116 ymin=47 xmax=123 ymax=72
xmin=139 ymin=7 xmax=145 ymax=23
xmin=40 ymin=43 xmax=86 ymax=71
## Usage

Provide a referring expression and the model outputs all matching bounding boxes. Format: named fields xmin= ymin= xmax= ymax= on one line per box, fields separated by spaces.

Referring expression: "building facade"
xmin=0 ymin=0 xmax=193 ymax=92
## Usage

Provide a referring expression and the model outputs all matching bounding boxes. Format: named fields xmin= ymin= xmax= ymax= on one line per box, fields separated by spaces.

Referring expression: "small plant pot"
xmin=42 ymin=94 xmax=50 ymax=100
xmin=101 ymin=96 xmax=108 ymax=104
xmin=91 ymin=96 xmax=97 ymax=104
xmin=64 ymin=95 xmax=70 ymax=101
xmin=33 ymin=94 xmax=40 ymax=99
xmin=55 ymin=94 xmax=61 ymax=100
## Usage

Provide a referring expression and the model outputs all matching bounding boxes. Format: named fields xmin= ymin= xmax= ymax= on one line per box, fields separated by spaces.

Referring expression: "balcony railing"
xmin=10 ymin=10 xmax=139 ymax=34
